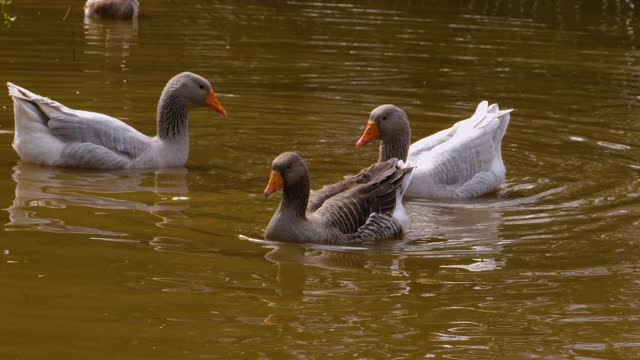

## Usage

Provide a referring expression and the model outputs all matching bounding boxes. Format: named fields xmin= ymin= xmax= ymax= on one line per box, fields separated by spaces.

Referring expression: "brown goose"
xmin=84 ymin=0 xmax=139 ymax=19
xmin=263 ymin=152 xmax=413 ymax=244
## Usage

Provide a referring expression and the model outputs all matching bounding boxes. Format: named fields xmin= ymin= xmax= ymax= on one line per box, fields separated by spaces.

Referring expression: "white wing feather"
xmin=405 ymin=101 xmax=512 ymax=198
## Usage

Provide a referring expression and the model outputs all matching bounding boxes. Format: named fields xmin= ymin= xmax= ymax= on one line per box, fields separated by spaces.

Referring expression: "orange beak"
xmin=264 ymin=170 xmax=284 ymax=197
xmin=356 ymin=120 xmax=380 ymax=147
xmin=205 ymin=89 xmax=227 ymax=118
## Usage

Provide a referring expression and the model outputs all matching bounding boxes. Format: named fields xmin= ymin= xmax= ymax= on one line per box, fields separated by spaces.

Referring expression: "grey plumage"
xmin=59 ymin=142 xmax=131 ymax=169
xmin=345 ymin=213 xmax=402 ymax=242
xmin=156 ymin=91 xmax=188 ymax=140
xmin=264 ymin=152 xmax=412 ymax=244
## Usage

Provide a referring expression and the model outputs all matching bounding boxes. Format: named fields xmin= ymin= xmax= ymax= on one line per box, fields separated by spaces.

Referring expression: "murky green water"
xmin=1 ymin=0 xmax=639 ymax=358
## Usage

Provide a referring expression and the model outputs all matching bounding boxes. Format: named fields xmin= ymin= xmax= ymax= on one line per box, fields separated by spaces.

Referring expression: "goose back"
xmin=312 ymin=159 xmax=411 ymax=235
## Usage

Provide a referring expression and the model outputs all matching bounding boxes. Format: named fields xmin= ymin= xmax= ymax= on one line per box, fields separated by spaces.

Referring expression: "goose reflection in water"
xmin=253 ymin=242 xmax=410 ymax=302
xmin=5 ymin=163 xmax=189 ymax=238
xmin=245 ymin=198 xmax=510 ymax=308
xmin=83 ymin=15 xmax=138 ymax=73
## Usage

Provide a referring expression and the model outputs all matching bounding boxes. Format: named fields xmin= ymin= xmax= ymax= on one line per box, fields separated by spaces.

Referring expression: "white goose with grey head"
xmin=8 ymin=72 xmax=226 ymax=169
xmin=356 ymin=101 xmax=512 ymax=199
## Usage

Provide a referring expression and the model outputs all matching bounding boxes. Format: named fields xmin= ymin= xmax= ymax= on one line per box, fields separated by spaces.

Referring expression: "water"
xmin=1 ymin=0 xmax=639 ymax=358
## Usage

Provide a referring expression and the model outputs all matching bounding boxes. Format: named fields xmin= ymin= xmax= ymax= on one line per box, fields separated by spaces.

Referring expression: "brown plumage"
xmin=84 ymin=0 xmax=139 ymax=19
xmin=264 ymin=152 xmax=412 ymax=244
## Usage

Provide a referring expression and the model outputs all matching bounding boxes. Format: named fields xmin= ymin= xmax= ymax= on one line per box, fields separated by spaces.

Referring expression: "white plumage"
xmin=9 ymin=82 xmax=158 ymax=169
xmin=7 ymin=72 xmax=226 ymax=169
xmin=406 ymin=101 xmax=512 ymax=198
xmin=358 ymin=101 xmax=512 ymax=199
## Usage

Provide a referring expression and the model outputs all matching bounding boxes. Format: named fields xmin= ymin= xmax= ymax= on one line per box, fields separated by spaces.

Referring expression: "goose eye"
xmin=199 ymin=85 xmax=204 ymax=90
xmin=382 ymin=116 xmax=387 ymax=121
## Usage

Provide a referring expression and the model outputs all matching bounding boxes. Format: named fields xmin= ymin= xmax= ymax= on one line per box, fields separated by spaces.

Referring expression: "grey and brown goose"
xmin=263 ymin=152 xmax=413 ymax=244
xmin=356 ymin=102 xmax=512 ymax=199
xmin=85 ymin=0 xmax=139 ymax=19
xmin=8 ymin=72 xmax=226 ymax=169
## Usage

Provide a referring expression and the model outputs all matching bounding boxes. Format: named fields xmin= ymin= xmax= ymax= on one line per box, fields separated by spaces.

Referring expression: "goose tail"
xmin=7 ymin=82 xmax=66 ymax=165
xmin=468 ymin=100 xmax=513 ymax=142
xmin=7 ymin=82 xmax=43 ymax=102
xmin=7 ymin=82 xmax=51 ymax=130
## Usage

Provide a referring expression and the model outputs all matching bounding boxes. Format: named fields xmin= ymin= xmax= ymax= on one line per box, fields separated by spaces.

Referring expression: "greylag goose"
xmin=356 ymin=101 xmax=512 ymax=199
xmin=263 ymin=152 xmax=413 ymax=244
xmin=8 ymin=72 xmax=226 ymax=169
xmin=84 ymin=0 xmax=139 ymax=19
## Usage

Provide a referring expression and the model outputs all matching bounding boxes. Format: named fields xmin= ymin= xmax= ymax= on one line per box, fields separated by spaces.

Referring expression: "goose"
xmin=263 ymin=152 xmax=413 ymax=244
xmin=356 ymin=101 xmax=512 ymax=199
xmin=8 ymin=72 xmax=226 ymax=169
xmin=85 ymin=0 xmax=139 ymax=19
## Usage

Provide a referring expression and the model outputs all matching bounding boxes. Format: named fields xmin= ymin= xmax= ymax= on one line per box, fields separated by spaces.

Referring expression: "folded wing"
xmin=8 ymin=83 xmax=152 ymax=161
xmin=313 ymin=159 xmax=411 ymax=236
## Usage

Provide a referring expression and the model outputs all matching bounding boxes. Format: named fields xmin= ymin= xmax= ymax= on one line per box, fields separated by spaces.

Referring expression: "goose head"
xmin=356 ymin=104 xmax=409 ymax=147
xmin=264 ymin=152 xmax=308 ymax=197
xmin=162 ymin=72 xmax=226 ymax=117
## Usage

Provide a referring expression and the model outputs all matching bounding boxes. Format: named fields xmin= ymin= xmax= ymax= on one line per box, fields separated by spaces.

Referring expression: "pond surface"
xmin=1 ymin=0 xmax=640 ymax=358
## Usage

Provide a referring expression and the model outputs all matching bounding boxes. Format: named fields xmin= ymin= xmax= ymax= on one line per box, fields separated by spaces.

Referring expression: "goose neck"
xmin=379 ymin=137 xmax=409 ymax=162
xmin=278 ymin=176 xmax=310 ymax=220
xmin=157 ymin=91 xmax=188 ymax=141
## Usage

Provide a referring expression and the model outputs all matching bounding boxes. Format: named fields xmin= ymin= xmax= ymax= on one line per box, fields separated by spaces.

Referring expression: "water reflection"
xmin=246 ymin=194 xmax=510 ymax=299
xmin=404 ymin=200 xmax=506 ymax=256
xmin=264 ymin=245 xmax=307 ymax=299
xmin=4 ymin=164 xmax=188 ymax=237
xmin=83 ymin=16 xmax=138 ymax=72
xmin=249 ymin=196 xmax=515 ymax=309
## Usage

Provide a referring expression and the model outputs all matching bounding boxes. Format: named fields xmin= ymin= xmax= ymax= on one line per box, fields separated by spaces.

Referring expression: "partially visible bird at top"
xmin=84 ymin=0 xmax=139 ymax=20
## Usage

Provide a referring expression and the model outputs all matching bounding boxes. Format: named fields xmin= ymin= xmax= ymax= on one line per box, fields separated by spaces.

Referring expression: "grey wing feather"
xmin=308 ymin=160 xmax=403 ymax=212
xmin=60 ymin=142 xmax=132 ymax=169
xmin=308 ymin=177 xmax=361 ymax=213
xmin=314 ymin=159 xmax=411 ymax=236
xmin=454 ymin=171 xmax=504 ymax=198
xmin=49 ymin=111 xmax=151 ymax=159
xmin=345 ymin=212 xmax=403 ymax=242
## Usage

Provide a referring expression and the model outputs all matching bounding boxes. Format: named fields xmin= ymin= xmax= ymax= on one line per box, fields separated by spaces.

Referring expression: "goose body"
xmin=84 ymin=0 xmax=139 ymax=19
xmin=264 ymin=152 xmax=413 ymax=244
xmin=8 ymin=72 xmax=226 ymax=169
xmin=357 ymin=101 xmax=512 ymax=199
